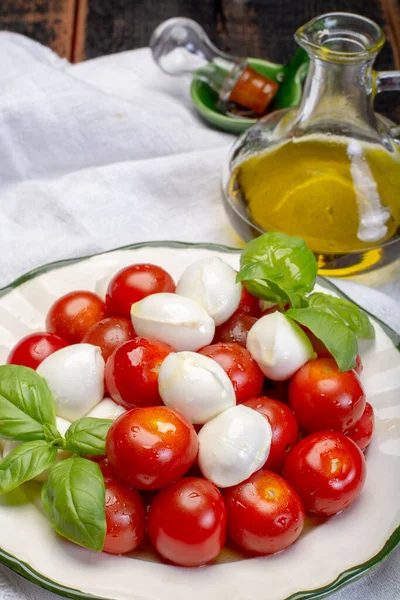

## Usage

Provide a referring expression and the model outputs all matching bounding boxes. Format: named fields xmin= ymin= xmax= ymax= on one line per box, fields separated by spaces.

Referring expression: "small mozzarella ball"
xmin=247 ymin=312 xmax=315 ymax=381
xmin=158 ymin=352 xmax=236 ymax=424
xmin=131 ymin=293 xmax=215 ymax=352
xmin=176 ymin=257 xmax=241 ymax=326
xmin=86 ymin=398 xmax=126 ymax=421
xmin=198 ymin=405 xmax=272 ymax=488
xmin=37 ymin=344 xmax=105 ymax=421
xmin=95 ymin=276 xmax=111 ymax=300
xmin=2 ymin=417 xmax=72 ymax=482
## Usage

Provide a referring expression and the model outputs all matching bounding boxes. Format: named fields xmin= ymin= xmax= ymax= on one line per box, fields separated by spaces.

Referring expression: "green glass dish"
xmin=190 ymin=50 xmax=309 ymax=134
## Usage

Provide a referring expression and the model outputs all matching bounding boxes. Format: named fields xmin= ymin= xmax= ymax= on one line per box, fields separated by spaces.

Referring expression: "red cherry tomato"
xmin=7 ymin=332 xmax=68 ymax=370
xmin=289 ymin=358 xmax=366 ymax=433
xmin=213 ymin=314 xmax=257 ymax=347
xmin=46 ymin=291 xmax=106 ymax=343
xmin=103 ymin=476 xmax=146 ymax=555
xmin=148 ymin=477 xmax=226 ymax=566
xmin=106 ymin=264 xmax=175 ymax=319
xmin=346 ymin=402 xmax=375 ymax=451
xmin=106 ymin=407 xmax=198 ymax=490
xmin=82 ymin=317 xmax=134 ymax=361
xmin=282 ymin=431 xmax=366 ymax=516
xmin=242 ymin=397 xmax=299 ymax=471
xmin=236 ymin=286 xmax=261 ymax=317
xmin=199 ymin=343 xmax=263 ymax=403
xmin=260 ymin=303 xmax=290 ymax=317
xmin=105 ymin=337 xmax=173 ymax=409
xmin=98 ymin=458 xmax=116 ymax=478
xmin=224 ymin=470 xmax=305 ymax=555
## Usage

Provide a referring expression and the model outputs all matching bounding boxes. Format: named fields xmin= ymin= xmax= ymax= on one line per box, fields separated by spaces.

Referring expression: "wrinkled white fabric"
xmin=0 ymin=32 xmax=398 ymax=600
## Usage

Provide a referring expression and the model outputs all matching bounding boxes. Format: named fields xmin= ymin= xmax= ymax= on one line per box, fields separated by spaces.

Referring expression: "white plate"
xmin=0 ymin=241 xmax=399 ymax=600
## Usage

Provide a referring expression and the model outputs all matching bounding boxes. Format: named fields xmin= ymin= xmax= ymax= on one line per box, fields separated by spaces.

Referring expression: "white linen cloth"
xmin=0 ymin=32 xmax=398 ymax=600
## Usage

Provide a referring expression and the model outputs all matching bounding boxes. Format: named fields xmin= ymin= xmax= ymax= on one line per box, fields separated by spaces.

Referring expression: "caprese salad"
xmin=0 ymin=233 xmax=375 ymax=566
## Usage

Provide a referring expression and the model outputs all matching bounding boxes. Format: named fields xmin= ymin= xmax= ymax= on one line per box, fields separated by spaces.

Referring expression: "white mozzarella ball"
xmin=176 ymin=257 xmax=241 ymax=326
xmin=198 ymin=405 xmax=272 ymax=488
xmin=2 ymin=417 xmax=72 ymax=482
xmin=95 ymin=276 xmax=111 ymax=300
xmin=86 ymin=398 xmax=126 ymax=421
xmin=246 ymin=312 xmax=315 ymax=381
xmin=37 ymin=344 xmax=105 ymax=421
xmin=158 ymin=351 xmax=236 ymax=424
xmin=131 ymin=293 xmax=215 ymax=351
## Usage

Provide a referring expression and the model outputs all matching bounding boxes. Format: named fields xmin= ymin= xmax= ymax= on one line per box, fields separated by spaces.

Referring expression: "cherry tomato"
xmin=199 ymin=343 xmax=263 ymax=403
xmin=260 ymin=303 xmax=290 ymax=317
xmin=98 ymin=458 xmax=116 ymax=478
xmin=346 ymin=402 xmax=375 ymax=451
xmin=289 ymin=358 xmax=366 ymax=433
xmin=236 ymin=286 xmax=261 ymax=317
xmin=224 ymin=470 xmax=304 ymax=555
xmin=213 ymin=314 xmax=257 ymax=347
xmin=148 ymin=477 xmax=226 ymax=566
xmin=242 ymin=397 xmax=299 ymax=471
xmin=82 ymin=317 xmax=134 ymax=361
xmin=106 ymin=407 xmax=198 ymax=490
xmin=46 ymin=291 xmax=106 ymax=343
xmin=282 ymin=431 xmax=366 ymax=516
xmin=7 ymin=332 xmax=68 ymax=370
xmin=106 ymin=264 xmax=175 ymax=319
xmin=300 ymin=326 xmax=331 ymax=358
xmin=103 ymin=476 xmax=146 ymax=555
xmin=105 ymin=337 xmax=173 ymax=409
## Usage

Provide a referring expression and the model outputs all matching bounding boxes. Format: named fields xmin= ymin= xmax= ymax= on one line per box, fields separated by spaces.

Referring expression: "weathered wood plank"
xmin=0 ymin=0 xmax=77 ymax=59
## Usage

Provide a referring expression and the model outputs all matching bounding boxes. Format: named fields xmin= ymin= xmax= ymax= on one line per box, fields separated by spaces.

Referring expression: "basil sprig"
xmin=42 ymin=457 xmax=106 ymax=552
xmin=237 ymin=232 xmax=375 ymax=371
xmin=0 ymin=365 xmax=112 ymax=552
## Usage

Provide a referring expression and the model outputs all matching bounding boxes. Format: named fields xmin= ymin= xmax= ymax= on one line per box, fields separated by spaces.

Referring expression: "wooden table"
xmin=1 ymin=1 xmax=399 ymax=116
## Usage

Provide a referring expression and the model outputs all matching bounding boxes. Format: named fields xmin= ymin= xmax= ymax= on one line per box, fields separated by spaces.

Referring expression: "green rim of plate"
xmin=0 ymin=239 xmax=399 ymax=600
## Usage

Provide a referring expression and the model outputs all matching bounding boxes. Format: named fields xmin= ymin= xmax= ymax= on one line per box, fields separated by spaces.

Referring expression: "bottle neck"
xmin=295 ymin=56 xmax=377 ymax=135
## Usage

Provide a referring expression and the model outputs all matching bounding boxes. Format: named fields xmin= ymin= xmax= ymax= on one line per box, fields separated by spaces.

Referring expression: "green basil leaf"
xmin=43 ymin=423 xmax=64 ymax=445
xmin=64 ymin=418 xmax=113 ymax=455
xmin=0 ymin=441 xmax=57 ymax=494
xmin=238 ymin=232 xmax=318 ymax=305
xmin=42 ymin=456 xmax=106 ymax=552
xmin=0 ymin=365 xmax=56 ymax=441
xmin=287 ymin=307 xmax=358 ymax=372
xmin=308 ymin=293 xmax=375 ymax=339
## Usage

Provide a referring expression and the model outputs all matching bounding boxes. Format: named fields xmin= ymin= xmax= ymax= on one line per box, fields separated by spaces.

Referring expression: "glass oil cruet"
xmin=223 ymin=12 xmax=400 ymax=275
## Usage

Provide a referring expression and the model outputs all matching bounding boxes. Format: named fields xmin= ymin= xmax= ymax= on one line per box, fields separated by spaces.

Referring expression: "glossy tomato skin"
xmin=82 ymin=317 xmax=134 ymax=361
xmin=106 ymin=264 xmax=175 ymax=319
xmin=213 ymin=314 xmax=257 ymax=347
xmin=46 ymin=291 xmax=106 ymax=343
xmin=289 ymin=358 xmax=366 ymax=433
xmin=106 ymin=407 xmax=199 ymax=490
xmin=242 ymin=397 xmax=299 ymax=471
xmin=98 ymin=458 xmax=116 ymax=479
xmin=224 ymin=470 xmax=305 ymax=555
xmin=236 ymin=286 xmax=261 ymax=317
xmin=346 ymin=402 xmax=375 ymax=451
xmin=103 ymin=476 xmax=147 ymax=555
xmin=7 ymin=332 xmax=69 ymax=370
xmin=199 ymin=342 xmax=263 ymax=403
xmin=105 ymin=337 xmax=173 ymax=409
xmin=148 ymin=477 xmax=226 ymax=566
xmin=282 ymin=431 xmax=366 ymax=516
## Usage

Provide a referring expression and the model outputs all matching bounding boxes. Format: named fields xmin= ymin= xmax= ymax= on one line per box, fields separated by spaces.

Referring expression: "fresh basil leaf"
xmin=42 ymin=456 xmax=106 ymax=552
xmin=308 ymin=293 xmax=375 ymax=339
xmin=238 ymin=232 xmax=318 ymax=305
xmin=0 ymin=441 xmax=57 ymax=494
xmin=64 ymin=418 xmax=113 ymax=455
xmin=43 ymin=423 xmax=64 ymax=445
xmin=0 ymin=365 xmax=56 ymax=441
xmin=287 ymin=307 xmax=358 ymax=372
